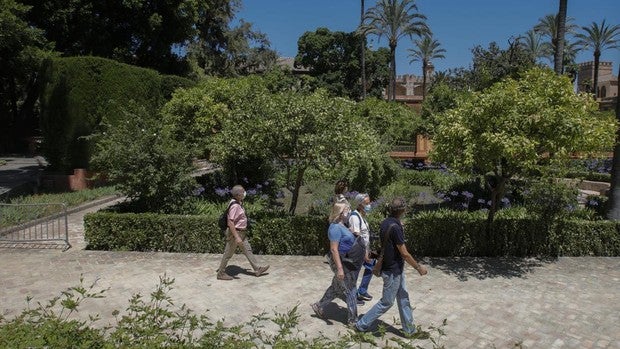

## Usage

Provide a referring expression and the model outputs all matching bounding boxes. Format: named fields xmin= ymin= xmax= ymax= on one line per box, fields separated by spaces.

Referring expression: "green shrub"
xmin=85 ymin=209 xmax=620 ymax=257
xmin=39 ymin=56 xmax=196 ymax=172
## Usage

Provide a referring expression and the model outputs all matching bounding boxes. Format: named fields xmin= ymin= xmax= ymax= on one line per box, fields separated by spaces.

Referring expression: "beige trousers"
xmin=218 ymin=229 xmax=259 ymax=272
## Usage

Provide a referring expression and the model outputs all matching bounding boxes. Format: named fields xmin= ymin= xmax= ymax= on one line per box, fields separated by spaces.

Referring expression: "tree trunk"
xmin=288 ymin=166 xmax=306 ymax=215
xmin=485 ymin=174 xmax=507 ymax=253
xmin=389 ymin=42 xmax=397 ymax=101
xmin=606 ymin=64 xmax=620 ymax=220
xmin=360 ymin=0 xmax=366 ymax=100
xmin=554 ymin=0 xmax=567 ymax=75
xmin=593 ymin=50 xmax=600 ymax=97
xmin=422 ymin=60 xmax=428 ymax=99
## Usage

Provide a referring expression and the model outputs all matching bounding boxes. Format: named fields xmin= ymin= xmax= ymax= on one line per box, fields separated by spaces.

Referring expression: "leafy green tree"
xmin=575 ymin=20 xmax=620 ymax=96
xmin=295 ymin=27 xmax=390 ymax=100
xmin=90 ymin=104 xmax=195 ymax=214
xmin=0 ymin=0 xmax=53 ymax=152
xmin=209 ymin=89 xmax=386 ymax=214
xmin=359 ymin=0 xmax=429 ymax=101
xmin=431 ymin=68 xmax=615 ymax=231
xmin=407 ymin=33 xmax=446 ymax=99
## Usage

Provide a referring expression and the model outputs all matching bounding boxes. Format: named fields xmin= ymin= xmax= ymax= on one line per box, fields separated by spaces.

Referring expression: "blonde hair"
xmin=329 ymin=202 xmax=349 ymax=223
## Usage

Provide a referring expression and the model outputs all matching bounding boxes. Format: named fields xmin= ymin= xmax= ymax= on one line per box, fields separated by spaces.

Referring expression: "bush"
xmin=39 ymin=56 xmax=195 ymax=172
xmin=85 ymin=208 xmax=620 ymax=257
xmin=89 ymin=105 xmax=195 ymax=214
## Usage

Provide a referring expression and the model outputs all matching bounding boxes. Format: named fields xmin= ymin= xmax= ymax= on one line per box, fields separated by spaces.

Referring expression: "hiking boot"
xmin=217 ymin=272 xmax=234 ymax=280
xmin=357 ymin=292 xmax=373 ymax=301
xmin=255 ymin=265 xmax=270 ymax=277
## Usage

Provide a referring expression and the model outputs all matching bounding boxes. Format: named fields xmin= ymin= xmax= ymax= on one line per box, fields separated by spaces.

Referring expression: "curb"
xmin=64 ymin=194 xmax=125 ymax=216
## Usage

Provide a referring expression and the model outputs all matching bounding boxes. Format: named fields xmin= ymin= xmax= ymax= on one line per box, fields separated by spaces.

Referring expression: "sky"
xmin=235 ymin=0 xmax=620 ymax=76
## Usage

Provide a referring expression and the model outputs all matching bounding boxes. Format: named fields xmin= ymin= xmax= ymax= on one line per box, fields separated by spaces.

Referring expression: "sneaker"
xmin=357 ymin=292 xmax=373 ymax=301
xmin=356 ymin=299 xmax=365 ymax=306
xmin=310 ymin=303 xmax=324 ymax=319
xmin=255 ymin=265 xmax=270 ymax=277
xmin=217 ymin=272 xmax=234 ymax=280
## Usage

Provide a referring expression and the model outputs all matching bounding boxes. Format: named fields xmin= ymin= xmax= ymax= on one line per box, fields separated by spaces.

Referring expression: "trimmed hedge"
xmin=84 ymin=212 xmax=329 ymax=255
xmin=84 ymin=210 xmax=620 ymax=257
xmin=39 ymin=56 xmax=195 ymax=172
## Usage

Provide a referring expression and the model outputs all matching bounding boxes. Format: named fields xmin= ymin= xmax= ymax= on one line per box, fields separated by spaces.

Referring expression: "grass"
xmin=0 ymin=186 xmax=118 ymax=229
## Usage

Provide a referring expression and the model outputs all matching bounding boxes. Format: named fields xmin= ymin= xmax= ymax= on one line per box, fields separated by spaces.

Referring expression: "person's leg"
xmin=355 ymin=272 xmax=399 ymax=332
xmin=217 ymin=229 xmax=238 ymax=274
xmin=395 ymin=273 xmax=415 ymax=335
xmin=357 ymin=261 xmax=374 ymax=298
xmin=343 ymin=269 xmax=360 ymax=324
xmin=237 ymin=230 xmax=261 ymax=270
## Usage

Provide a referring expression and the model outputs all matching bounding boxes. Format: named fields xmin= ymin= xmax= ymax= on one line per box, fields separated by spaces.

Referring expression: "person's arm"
xmin=396 ymin=244 xmax=428 ymax=276
xmin=330 ymin=240 xmax=345 ymax=280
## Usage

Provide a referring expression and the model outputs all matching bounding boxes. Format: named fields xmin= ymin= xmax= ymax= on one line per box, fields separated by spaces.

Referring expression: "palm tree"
xmin=359 ymin=0 xmax=429 ymax=101
xmin=407 ymin=34 xmax=445 ymax=99
xmin=519 ymin=30 xmax=552 ymax=64
xmin=360 ymin=0 xmax=366 ymax=99
xmin=575 ymin=20 xmax=620 ymax=96
xmin=554 ymin=0 xmax=568 ymax=74
xmin=534 ymin=13 xmax=578 ymax=70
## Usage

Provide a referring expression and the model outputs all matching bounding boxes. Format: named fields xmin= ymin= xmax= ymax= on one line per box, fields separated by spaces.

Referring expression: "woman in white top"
xmin=349 ymin=193 xmax=374 ymax=301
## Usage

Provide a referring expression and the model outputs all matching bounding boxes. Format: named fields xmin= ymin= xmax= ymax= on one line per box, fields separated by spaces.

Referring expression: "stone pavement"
xmin=1 ymin=200 xmax=619 ymax=348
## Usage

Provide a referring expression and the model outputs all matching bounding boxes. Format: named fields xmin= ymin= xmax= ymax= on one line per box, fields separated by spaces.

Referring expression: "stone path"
xmin=0 ymin=200 xmax=619 ymax=348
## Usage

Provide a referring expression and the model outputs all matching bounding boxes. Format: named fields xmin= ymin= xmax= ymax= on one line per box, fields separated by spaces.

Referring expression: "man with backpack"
xmin=217 ymin=185 xmax=270 ymax=280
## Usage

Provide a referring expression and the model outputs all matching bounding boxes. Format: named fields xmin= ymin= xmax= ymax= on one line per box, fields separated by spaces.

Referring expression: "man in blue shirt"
xmin=355 ymin=197 xmax=428 ymax=336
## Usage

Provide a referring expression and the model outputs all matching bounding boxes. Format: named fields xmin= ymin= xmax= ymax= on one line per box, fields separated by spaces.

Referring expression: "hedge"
xmin=39 ymin=56 xmax=195 ymax=172
xmin=84 ymin=210 xmax=620 ymax=257
xmin=84 ymin=212 xmax=330 ymax=255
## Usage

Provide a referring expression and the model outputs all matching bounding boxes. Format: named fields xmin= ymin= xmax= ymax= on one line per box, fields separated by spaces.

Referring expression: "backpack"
xmin=218 ymin=200 xmax=239 ymax=232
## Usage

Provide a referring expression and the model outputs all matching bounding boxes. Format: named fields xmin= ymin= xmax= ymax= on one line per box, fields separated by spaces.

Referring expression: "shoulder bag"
xmin=372 ymin=223 xmax=396 ymax=277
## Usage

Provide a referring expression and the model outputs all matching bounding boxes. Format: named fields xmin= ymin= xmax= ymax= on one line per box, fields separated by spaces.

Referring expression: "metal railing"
xmin=0 ymin=203 xmax=71 ymax=250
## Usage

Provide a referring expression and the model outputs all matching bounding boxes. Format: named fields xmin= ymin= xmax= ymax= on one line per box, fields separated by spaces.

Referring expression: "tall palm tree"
xmin=534 ymin=13 xmax=578 ymax=70
xmin=360 ymin=0 xmax=366 ymax=99
xmin=519 ymin=29 xmax=552 ymax=64
xmin=575 ymin=20 xmax=620 ymax=96
xmin=407 ymin=34 xmax=445 ymax=99
xmin=554 ymin=0 xmax=568 ymax=74
xmin=359 ymin=0 xmax=429 ymax=101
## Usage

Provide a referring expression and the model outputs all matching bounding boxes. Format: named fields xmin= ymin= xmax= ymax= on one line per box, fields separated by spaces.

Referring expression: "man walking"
xmin=355 ymin=197 xmax=427 ymax=335
xmin=217 ymin=185 xmax=269 ymax=280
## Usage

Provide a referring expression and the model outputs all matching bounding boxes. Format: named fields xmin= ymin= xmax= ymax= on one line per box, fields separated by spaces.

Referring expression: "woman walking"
xmin=311 ymin=201 xmax=365 ymax=326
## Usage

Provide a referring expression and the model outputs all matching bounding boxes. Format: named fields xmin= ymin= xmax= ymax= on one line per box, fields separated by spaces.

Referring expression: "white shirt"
xmin=348 ymin=210 xmax=370 ymax=248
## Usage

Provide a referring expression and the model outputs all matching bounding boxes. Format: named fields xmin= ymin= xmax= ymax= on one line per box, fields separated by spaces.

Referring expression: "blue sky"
xmin=236 ymin=0 xmax=620 ymax=76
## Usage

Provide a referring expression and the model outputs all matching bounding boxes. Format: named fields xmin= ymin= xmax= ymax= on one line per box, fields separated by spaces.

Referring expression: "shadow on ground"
xmin=424 ymin=257 xmax=557 ymax=281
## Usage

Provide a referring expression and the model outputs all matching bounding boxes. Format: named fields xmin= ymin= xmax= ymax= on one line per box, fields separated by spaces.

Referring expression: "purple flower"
xmin=247 ymin=189 xmax=258 ymax=196
xmin=256 ymin=184 xmax=263 ymax=189
xmin=461 ymin=191 xmax=474 ymax=199
xmin=450 ymin=191 xmax=458 ymax=197
xmin=192 ymin=186 xmax=205 ymax=196
xmin=215 ymin=187 xmax=228 ymax=197
xmin=588 ymin=200 xmax=599 ymax=206
xmin=461 ymin=203 xmax=469 ymax=208
xmin=477 ymin=198 xmax=486 ymax=204
xmin=276 ymin=190 xmax=285 ymax=199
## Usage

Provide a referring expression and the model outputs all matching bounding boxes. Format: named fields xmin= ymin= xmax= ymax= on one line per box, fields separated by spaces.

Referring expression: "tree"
xmin=295 ymin=27 xmax=390 ymax=99
xmin=0 ymin=0 xmax=53 ymax=152
xmin=360 ymin=0 xmax=367 ymax=99
xmin=519 ymin=30 xmax=552 ymax=64
xmin=210 ymin=89 xmax=386 ymax=214
xmin=431 ymin=68 xmax=614 ymax=232
xmin=534 ymin=13 xmax=579 ymax=72
xmin=607 ymin=64 xmax=620 ymax=220
xmin=359 ymin=0 xmax=428 ymax=101
xmin=575 ymin=20 xmax=620 ymax=97
xmin=407 ymin=34 xmax=446 ymax=99
xmin=554 ymin=0 xmax=568 ymax=74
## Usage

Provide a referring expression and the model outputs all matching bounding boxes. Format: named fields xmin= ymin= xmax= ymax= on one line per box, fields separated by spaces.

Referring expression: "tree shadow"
xmin=424 ymin=257 xmax=557 ymax=281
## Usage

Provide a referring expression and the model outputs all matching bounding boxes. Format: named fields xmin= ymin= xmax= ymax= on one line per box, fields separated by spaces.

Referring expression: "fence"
xmin=0 ymin=203 xmax=70 ymax=250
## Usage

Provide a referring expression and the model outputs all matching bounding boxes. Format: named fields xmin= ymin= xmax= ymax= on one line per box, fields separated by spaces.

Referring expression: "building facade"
xmin=577 ymin=61 xmax=618 ymax=110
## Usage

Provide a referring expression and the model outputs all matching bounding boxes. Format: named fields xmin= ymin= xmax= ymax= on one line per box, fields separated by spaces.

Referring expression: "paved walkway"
xmin=1 ymin=200 xmax=619 ymax=348
xmin=0 ymin=156 xmax=45 ymax=198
